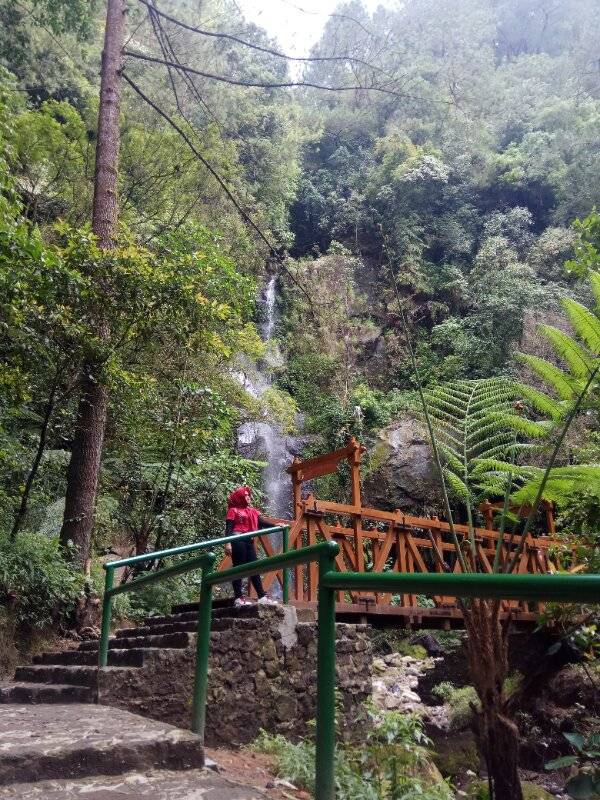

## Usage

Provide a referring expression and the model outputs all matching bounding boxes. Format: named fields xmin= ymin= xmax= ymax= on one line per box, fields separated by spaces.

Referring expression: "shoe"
xmin=257 ymin=596 xmax=278 ymax=606
xmin=234 ymin=597 xmax=248 ymax=608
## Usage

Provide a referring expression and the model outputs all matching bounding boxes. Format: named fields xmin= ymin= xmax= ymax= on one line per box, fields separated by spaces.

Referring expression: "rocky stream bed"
xmin=367 ymin=632 xmax=599 ymax=799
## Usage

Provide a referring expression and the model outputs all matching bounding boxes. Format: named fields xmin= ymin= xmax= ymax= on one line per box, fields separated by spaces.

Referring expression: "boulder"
xmin=410 ymin=633 xmax=445 ymax=657
xmin=363 ymin=417 xmax=441 ymax=513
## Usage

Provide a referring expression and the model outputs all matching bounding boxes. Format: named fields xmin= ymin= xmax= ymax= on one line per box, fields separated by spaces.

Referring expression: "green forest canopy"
xmin=1 ymin=0 xmax=600 ymax=620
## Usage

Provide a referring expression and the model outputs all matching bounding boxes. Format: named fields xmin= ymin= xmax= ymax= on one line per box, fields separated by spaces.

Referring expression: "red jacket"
xmin=226 ymin=486 xmax=260 ymax=533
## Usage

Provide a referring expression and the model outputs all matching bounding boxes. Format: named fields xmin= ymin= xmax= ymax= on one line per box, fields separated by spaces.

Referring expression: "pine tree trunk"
xmin=60 ymin=0 xmax=125 ymax=569
xmin=60 ymin=375 xmax=108 ymax=570
xmin=464 ymin=600 xmax=524 ymax=800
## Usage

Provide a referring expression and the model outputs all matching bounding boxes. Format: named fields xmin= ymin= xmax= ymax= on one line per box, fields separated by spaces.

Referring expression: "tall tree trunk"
xmin=60 ymin=0 xmax=125 ymax=571
xmin=464 ymin=600 xmax=524 ymax=800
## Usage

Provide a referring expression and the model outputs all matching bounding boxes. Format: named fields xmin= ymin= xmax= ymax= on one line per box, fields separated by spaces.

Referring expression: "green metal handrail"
xmin=99 ymin=527 xmax=600 ymax=800
xmin=191 ymin=552 xmax=599 ymax=800
xmin=190 ymin=541 xmax=338 ymax=741
xmin=98 ymin=524 xmax=289 ymax=666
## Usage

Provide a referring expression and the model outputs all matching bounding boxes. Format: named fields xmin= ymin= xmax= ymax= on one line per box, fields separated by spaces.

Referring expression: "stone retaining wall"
xmin=97 ymin=605 xmax=372 ymax=746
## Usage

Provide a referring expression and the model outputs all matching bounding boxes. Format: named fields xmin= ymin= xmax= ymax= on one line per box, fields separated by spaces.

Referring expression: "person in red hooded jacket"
xmin=224 ymin=486 xmax=277 ymax=607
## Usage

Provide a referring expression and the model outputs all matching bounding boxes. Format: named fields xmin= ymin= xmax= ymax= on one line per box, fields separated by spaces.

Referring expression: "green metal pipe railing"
xmin=191 ymin=541 xmax=340 ymax=741
xmin=98 ymin=525 xmax=599 ymax=800
xmin=320 ymin=570 xmax=600 ymax=604
xmin=99 ymin=525 xmax=289 ymax=666
xmin=104 ymin=525 xmax=287 ymax=569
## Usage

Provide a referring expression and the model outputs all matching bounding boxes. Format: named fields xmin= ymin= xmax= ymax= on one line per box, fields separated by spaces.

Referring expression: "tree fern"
xmin=423 ymin=378 xmax=544 ymax=556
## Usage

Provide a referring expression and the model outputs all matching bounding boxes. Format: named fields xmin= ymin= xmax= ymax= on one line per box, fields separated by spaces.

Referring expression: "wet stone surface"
xmin=0 ymin=704 xmax=204 ymax=785
xmin=0 ymin=768 xmax=269 ymax=799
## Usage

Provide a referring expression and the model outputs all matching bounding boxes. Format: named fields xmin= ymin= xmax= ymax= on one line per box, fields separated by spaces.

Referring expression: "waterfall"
xmin=236 ymin=276 xmax=294 ymax=519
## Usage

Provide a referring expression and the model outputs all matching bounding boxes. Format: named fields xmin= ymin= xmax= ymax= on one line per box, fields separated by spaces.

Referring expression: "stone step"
xmin=145 ymin=603 xmax=261 ymax=628
xmin=116 ymin=620 xmax=198 ymax=638
xmin=0 ymin=682 xmax=95 ymax=704
xmin=172 ymin=598 xmax=234 ymax=614
xmin=0 ymin=704 xmax=204 ymax=786
xmin=0 ymin=768 xmax=267 ymax=799
xmin=78 ymin=631 xmax=191 ymax=652
xmin=33 ymin=648 xmax=147 ymax=667
xmin=14 ymin=665 xmax=132 ymax=688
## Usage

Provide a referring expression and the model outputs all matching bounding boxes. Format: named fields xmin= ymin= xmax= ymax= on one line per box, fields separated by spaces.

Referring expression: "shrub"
xmin=252 ymin=707 xmax=454 ymax=800
xmin=432 ymin=682 xmax=479 ymax=730
xmin=0 ymin=532 xmax=83 ymax=628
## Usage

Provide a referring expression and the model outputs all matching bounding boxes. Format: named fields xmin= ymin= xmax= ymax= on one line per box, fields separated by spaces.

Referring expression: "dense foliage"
xmin=0 ymin=0 xmax=597 ymax=670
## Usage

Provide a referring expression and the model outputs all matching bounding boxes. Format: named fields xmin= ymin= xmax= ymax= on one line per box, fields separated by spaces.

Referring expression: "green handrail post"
xmin=315 ymin=542 xmax=339 ymax=800
xmin=192 ymin=554 xmax=216 ymax=739
xmin=282 ymin=525 xmax=290 ymax=604
xmin=99 ymin=566 xmax=114 ymax=667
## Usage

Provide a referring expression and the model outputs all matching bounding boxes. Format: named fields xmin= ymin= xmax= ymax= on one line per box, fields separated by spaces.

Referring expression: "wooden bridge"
xmin=220 ymin=439 xmax=562 ymax=629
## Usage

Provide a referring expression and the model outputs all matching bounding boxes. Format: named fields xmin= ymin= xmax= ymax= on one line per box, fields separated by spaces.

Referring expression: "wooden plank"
xmin=307 ymin=516 xmax=318 ymax=602
xmin=397 ymin=531 xmax=410 ymax=607
xmin=316 ymin=519 xmax=347 ymax=602
xmin=286 ymin=440 xmax=358 ymax=476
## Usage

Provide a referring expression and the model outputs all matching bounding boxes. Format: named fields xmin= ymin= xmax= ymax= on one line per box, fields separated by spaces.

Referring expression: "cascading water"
xmin=236 ymin=276 xmax=295 ymax=519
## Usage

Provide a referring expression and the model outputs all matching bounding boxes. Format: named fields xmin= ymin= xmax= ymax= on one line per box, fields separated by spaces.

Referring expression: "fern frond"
xmin=488 ymin=413 xmax=551 ymax=439
xmin=517 ymin=353 xmax=575 ymax=400
xmin=538 ymin=324 xmax=594 ymax=378
xmin=443 ymin=468 xmax=469 ymax=501
xmin=589 ymin=271 xmax=600 ymax=314
xmin=512 ymin=465 xmax=600 ymax=504
xmin=515 ymin=383 xmax=564 ymax=422
xmin=562 ymin=298 xmax=600 ymax=354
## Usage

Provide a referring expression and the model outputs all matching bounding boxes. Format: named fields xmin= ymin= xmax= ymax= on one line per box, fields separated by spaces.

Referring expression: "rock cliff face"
xmin=363 ymin=417 xmax=441 ymax=514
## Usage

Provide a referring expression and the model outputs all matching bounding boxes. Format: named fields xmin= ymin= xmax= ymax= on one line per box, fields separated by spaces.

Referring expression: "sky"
xmin=236 ymin=0 xmax=393 ymax=58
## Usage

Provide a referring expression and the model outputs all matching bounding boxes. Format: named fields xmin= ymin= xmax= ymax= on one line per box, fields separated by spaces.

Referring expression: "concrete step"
xmin=0 ymin=768 xmax=268 ymax=798
xmin=78 ymin=631 xmax=191 ymax=652
xmin=0 ymin=704 xmax=204 ymax=786
xmin=0 ymin=683 xmax=95 ymax=704
xmin=14 ymin=665 xmax=132 ymax=688
xmin=33 ymin=648 xmax=147 ymax=667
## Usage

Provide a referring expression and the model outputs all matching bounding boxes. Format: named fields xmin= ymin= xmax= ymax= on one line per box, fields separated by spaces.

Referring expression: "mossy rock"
xmin=394 ymin=641 xmax=428 ymax=659
xmin=467 ymin=780 xmax=555 ymax=799
xmin=432 ymin=730 xmax=480 ymax=779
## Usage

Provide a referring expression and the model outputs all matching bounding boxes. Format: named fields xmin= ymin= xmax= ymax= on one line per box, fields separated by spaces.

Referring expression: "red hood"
xmin=227 ymin=486 xmax=251 ymax=508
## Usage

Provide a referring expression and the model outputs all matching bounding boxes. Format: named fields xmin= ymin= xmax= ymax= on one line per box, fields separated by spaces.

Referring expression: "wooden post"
xmin=292 ymin=460 xmax=303 ymax=520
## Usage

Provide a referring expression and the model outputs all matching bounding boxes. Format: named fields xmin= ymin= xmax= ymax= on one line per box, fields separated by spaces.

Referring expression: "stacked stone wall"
xmin=98 ymin=605 xmax=372 ymax=746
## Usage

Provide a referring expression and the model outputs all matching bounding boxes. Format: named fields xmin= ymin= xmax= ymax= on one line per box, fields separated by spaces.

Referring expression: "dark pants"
xmin=231 ymin=538 xmax=265 ymax=599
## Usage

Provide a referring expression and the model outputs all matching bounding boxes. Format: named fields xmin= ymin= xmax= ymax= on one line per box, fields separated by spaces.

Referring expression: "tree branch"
xmin=123 ymin=49 xmax=411 ymax=100
xmin=136 ymin=0 xmax=384 ymax=71
xmin=121 ymin=72 xmax=314 ymax=307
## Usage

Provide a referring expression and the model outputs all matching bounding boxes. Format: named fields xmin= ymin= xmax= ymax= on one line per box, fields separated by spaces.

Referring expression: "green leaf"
xmin=564 ymin=732 xmax=586 ymax=752
xmin=515 ymin=383 xmax=564 ymax=422
xmin=545 ymin=755 xmax=579 ymax=770
xmin=539 ymin=324 xmax=594 ymax=378
xmin=517 ymin=353 xmax=575 ymax=400
xmin=566 ymin=770 xmax=600 ymax=800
